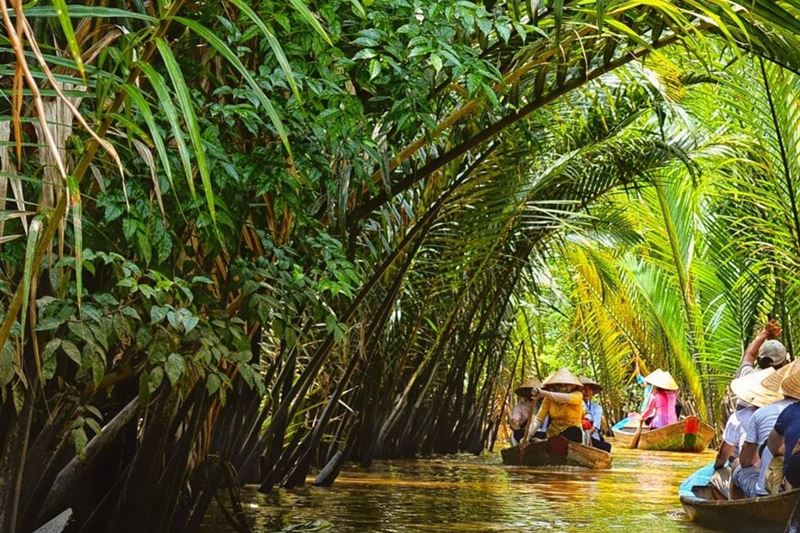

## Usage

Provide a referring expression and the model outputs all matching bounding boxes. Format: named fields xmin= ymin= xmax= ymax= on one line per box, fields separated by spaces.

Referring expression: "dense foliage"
xmin=2 ymin=0 xmax=800 ymax=531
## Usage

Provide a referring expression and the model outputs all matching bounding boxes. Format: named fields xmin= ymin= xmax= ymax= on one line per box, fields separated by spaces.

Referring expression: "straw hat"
xmin=579 ymin=376 xmax=603 ymax=392
xmin=778 ymin=362 xmax=800 ymax=400
xmin=541 ymin=368 xmax=583 ymax=389
xmin=781 ymin=370 xmax=800 ymax=400
xmin=514 ymin=378 xmax=541 ymax=396
xmin=731 ymin=368 xmax=782 ymax=408
xmin=762 ymin=360 xmax=799 ymax=394
xmin=643 ymin=369 xmax=679 ymax=391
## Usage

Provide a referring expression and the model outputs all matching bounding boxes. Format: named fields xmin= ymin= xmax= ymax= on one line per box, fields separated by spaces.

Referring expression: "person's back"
xmin=644 ymin=388 xmax=678 ymax=429
xmin=735 ymin=398 xmax=794 ymax=497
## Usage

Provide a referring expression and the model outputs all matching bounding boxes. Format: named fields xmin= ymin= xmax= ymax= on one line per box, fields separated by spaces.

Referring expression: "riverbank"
xmin=202 ymin=445 xmax=717 ymax=532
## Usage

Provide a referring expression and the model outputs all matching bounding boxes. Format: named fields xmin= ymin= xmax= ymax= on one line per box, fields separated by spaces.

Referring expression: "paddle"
xmin=630 ymin=418 xmax=644 ymax=449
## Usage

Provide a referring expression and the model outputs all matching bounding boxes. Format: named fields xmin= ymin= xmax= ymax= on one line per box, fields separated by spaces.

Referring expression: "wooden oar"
xmin=629 ymin=419 xmax=644 ymax=449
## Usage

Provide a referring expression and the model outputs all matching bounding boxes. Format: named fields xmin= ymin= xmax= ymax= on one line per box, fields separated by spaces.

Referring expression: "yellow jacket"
xmin=535 ymin=391 xmax=585 ymax=437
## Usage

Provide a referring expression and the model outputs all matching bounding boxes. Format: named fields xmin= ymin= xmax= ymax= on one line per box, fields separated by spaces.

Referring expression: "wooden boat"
xmin=611 ymin=415 xmax=714 ymax=452
xmin=500 ymin=436 xmax=612 ymax=469
xmin=680 ymin=463 xmax=800 ymax=528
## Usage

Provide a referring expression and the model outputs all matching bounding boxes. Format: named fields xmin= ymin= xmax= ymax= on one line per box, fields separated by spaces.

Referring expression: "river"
xmin=202 ymin=445 xmax=724 ymax=532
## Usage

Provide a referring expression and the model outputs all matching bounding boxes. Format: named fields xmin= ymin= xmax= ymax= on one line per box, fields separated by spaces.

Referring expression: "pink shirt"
xmin=641 ymin=389 xmax=677 ymax=429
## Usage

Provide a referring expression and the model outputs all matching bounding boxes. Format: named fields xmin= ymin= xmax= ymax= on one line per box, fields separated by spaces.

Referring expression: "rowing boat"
xmin=500 ymin=436 xmax=612 ymax=469
xmin=679 ymin=463 xmax=800 ymax=528
xmin=611 ymin=415 xmax=714 ymax=452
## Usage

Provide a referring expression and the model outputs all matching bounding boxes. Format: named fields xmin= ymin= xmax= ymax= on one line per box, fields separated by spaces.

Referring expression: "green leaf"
xmin=206 ymin=373 xmax=221 ymax=396
xmin=51 ymin=0 xmax=86 ymax=79
xmin=430 ymin=53 xmax=443 ymax=73
xmin=165 ymin=353 xmax=186 ymax=386
xmin=182 ymin=315 xmax=199 ymax=334
xmin=85 ymin=417 xmax=102 ymax=436
xmin=228 ymin=0 xmax=301 ymax=101
xmin=72 ymin=427 xmax=88 ymax=459
xmin=150 ymin=306 xmax=168 ymax=324
xmin=154 ymin=38 xmax=217 ymax=229
xmin=61 ymin=340 xmax=82 ymax=365
xmin=369 ymin=59 xmax=381 ymax=80
xmin=148 ymin=366 xmax=164 ymax=393
xmin=19 ymin=5 xmax=157 ymax=22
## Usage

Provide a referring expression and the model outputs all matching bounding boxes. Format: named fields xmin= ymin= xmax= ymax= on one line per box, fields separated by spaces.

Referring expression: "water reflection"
xmin=202 ymin=445 xmax=725 ymax=532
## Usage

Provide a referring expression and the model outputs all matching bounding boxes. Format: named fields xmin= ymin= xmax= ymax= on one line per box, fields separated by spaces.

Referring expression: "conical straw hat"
xmin=542 ymin=368 xmax=582 ymax=389
xmin=762 ymin=360 xmax=799 ymax=394
xmin=579 ymin=376 xmax=603 ymax=392
xmin=515 ymin=378 xmax=541 ymax=396
xmin=779 ymin=362 xmax=800 ymax=400
xmin=644 ymin=369 xmax=679 ymax=391
xmin=731 ymin=368 xmax=782 ymax=408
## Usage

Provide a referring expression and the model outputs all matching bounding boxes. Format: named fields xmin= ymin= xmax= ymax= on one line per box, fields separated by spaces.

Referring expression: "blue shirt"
xmin=584 ymin=400 xmax=603 ymax=439
xmin=775 ymin=401 xmax=800 ymax=477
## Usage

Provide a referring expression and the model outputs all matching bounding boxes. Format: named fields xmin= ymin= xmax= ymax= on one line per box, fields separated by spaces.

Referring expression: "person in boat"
xmin=766 ymin=364 xmax=800 ymax=492
xmin=733 ymin=320 xmax=785 ymax=384
xmin=639 ymin=369 xmax=679 ymax=429
xmin=710 ymin=368 xmax=780 ymax=499
xmin=579 ymin=376 xmax=611 ymax=452
xmin=523 ymin=368 xmax=585 ymax=444
xmin=509 ymin=379 xmax=540 ymax=446
xmin=732 ymin=361 xmax=800 ymax=499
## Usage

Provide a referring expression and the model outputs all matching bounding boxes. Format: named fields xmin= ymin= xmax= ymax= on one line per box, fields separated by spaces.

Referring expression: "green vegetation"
xmin=2 ymin=0 xmax=800 ymax=531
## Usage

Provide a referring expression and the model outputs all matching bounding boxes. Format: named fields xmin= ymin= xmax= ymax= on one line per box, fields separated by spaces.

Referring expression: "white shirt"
xmin=744 ymin=399 xmax=793 ymax=495
xmin=722 ymin=406 xmax=756 ymax=458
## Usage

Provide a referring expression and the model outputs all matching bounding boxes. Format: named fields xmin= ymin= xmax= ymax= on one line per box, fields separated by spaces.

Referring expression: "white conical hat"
xmin=731 ymin=368 xmax=782 ymax=407
xmin=643 ymin=369 xmax=679 ymax=391
xmin=515 ymin=378 xmax=542 ymax=396
xmin=541 ymin=368 xmax=582 ymax=388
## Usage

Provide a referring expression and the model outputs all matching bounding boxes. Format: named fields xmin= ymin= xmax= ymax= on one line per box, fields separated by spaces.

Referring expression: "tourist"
xmin=509 ymin=378 xmax=539 ymax=445
xmin=711 ymin=368 xmax=780 ymax=498
xmin=766 ymin=363 xmax=800 ymax=491
xmin=523 ymin=368 xmax=585 ymax=444
xmin=639 ymin=369 xmax=679 ymax=429
xmin=734 ymin=321 xmax=785 ymax=380
xmin=732 ymin=361 xmax=799 ymax=498
xmin=579 ymin=376 xmax=611 ymax=452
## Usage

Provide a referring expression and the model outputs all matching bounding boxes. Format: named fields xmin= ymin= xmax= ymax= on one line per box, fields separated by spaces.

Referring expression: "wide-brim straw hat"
xmin=515 ymin=378 xmax=542 ymax=396
xmin=778 ymin=362 xmax=800 ymax=400
xmin=731 ymin=368 xmax=783 ymax=408
xmin=644 ymin=369 xmax=679 ymax=391
xmin=542 ymin=368 xmax=583 ymax=389
xmin=762 ymin=360 xmax=799 ymax=395
xmin=579 ymin=376 xmax=603 ymax=392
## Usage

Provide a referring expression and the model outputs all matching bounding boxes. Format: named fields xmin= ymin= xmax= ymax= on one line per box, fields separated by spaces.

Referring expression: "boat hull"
xmin=611 ymin=416 xmax=714 ymax=452
xmin=501 ymin=436 xmax=612 ymax=469
xmin=680 ymin=463 xmax=800 ymax=528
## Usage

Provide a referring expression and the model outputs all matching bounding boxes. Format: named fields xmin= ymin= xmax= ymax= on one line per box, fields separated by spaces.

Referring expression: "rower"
xmin=579 ymin=376 xmax=611 ymax=452
xmin=640 ymin=369 xmax=679 ymax=429
xmin=732 ymin=361 xmax=800 ymax=499
xmin=523 ymin=368 xmax=585 ymax=444
xmin=508 ymin=379 xmax=539 ymax=446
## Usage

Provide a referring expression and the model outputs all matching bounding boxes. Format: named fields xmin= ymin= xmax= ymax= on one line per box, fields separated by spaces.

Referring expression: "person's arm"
xmin=742 ymin=321 xmax=782 ymax=367
xmin=767 ymin=429 xmax=785 ymax=457
xmin=739 ymin=441 xmax=760 ymax=468
xmin=591 ymin=404 xmax=603 ymax=432
xmin=714 ymin=442 xmax=735 ymax=469
xmin=536 ymin=389 xmax=581 ymax=405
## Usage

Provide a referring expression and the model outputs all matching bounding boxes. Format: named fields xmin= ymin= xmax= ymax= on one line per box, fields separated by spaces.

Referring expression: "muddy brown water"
xmin=201 ymin=444 xmax=732 ymax=532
